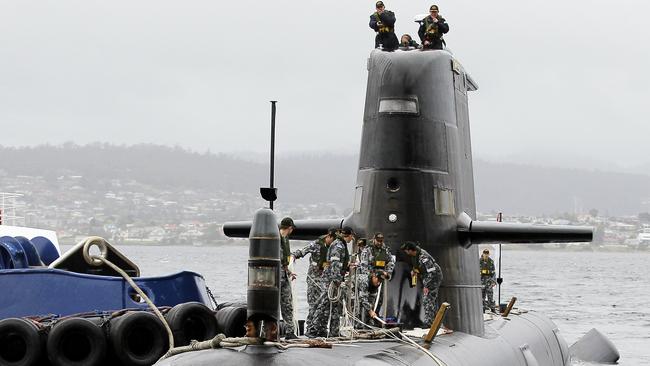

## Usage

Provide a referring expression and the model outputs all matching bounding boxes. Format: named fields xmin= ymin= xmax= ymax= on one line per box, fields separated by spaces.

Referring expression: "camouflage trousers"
xmin=280 ymin=272 xmax=295 ymax=335
xmin=423 ymin=288 xmax=439 ymax=327
xmin=481 ymin=276 xmax=495 ymax=310
xmin=307 ymin=281 xmax=342 ymax=338
xmin=305 ymin=265 xmax=323 ymax=333
xmin=359 ymin=290 xmax=380 ymax=326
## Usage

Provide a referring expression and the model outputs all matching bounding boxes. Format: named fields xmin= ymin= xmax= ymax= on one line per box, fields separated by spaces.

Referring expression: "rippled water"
xmin=76 ymin=244 xmax=649 ymax=365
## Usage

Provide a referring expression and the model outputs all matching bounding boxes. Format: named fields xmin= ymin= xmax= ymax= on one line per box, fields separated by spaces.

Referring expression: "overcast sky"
xmin=1 ymin=0 xmax=648 ymax=169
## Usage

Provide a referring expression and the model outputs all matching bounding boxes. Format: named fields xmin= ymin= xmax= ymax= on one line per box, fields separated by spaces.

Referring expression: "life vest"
xmin=371 ymin=245 xmax=389 ymax=269
xmin=374 ymin=12 xmax=393 ymax=33
xmin=317 ymin=239 xmax=328 ymax=270
xmin=424 ymin=16 xmax=444 ymax=41
xmin=480 ymin=258 xmax=494 ymax=277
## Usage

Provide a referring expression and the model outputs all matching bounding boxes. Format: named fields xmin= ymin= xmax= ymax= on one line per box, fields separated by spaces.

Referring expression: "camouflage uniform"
xmin=412 ymin=248 xmax=443 ymax=326
xmin=308 ymin=238 xmax=346 ymax=338
xmin=480 ymin=256 xmax=496 ymax=311
xmin=360 ymin=241 xmax=395 ymax=279
xmin=280 ymin=235 xmax=295 ymax=336
xmin=292 ymin=237 xmax=327 ymax=334
xmin=356 ymin=267 xmax=383 ymax=325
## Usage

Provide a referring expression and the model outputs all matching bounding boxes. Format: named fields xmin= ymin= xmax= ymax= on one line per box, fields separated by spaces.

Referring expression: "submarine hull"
xmin=156 ymin=310 xmax=569 ymax=366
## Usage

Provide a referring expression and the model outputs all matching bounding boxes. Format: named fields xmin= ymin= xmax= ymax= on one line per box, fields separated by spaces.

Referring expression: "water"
xmin=71 ymin=244 xmax=649 ymax=365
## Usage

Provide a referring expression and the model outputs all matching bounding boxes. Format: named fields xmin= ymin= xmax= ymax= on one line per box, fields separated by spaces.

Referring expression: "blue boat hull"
xmin=0 ymin=268 xmax=211 ymax=318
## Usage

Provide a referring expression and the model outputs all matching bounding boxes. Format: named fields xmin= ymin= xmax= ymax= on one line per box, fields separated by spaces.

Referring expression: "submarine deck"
xmin=156 ymin=310 xmax=569 ymax=366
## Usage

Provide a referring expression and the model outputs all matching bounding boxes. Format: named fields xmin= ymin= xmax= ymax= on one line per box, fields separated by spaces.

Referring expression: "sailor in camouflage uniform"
xmin=357 ymin=270 xmax=383 ymax=325
xmin=292 ymin=235 xmax=327 ymax=335
xmin=360 ymin=232 xmax=395 ymax=280
xmin=308 ymin=229 xmax=346 ymax=338
xmin=279 ymin=217 xmax=297 ymax=339
xmin=401 ymin=241 xmax=443 ymax=327
xmin=480 ymin=249 xmax=497 ymax=312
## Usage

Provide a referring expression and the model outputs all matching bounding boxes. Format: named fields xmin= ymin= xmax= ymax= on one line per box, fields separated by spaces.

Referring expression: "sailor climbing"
xmin=308 ymin=228 xmax=346 ymax=338
xmin=480 ymin=249 xmax=497 ymax=312
xmin=401 ymin=241 xmax=443 ymax=327
xmin=418 ymin=4 xmax=449 ymax=50
xmin=279 ymin=217 xmax=298 ymax=339
xmin=291 ymin=234 xmax=327 ymax=336
xmin=369 ymin=1 xmax=399 ymax=51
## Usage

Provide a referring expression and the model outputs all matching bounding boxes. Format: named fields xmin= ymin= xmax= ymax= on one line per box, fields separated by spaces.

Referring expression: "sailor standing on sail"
xmin=418 ymin=4 xmax=449 ymax=50
xmin=369 ymin=1 xmax=399 ymax=51
xmin=308 ymin=229 xmax=346 ymax=338
xmin=279 ymin=217 xmax=298 ymax=339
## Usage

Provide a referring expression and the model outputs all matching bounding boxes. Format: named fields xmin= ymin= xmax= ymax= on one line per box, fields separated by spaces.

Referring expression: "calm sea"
xmin=65 ymin=244 xmax=649 ymax=365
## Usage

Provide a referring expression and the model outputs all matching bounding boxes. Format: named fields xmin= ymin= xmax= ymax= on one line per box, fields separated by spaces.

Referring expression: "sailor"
xmin=360 ymin=232 xmax=395 ymax=280
xmin=357 ymin=270 xmax=383 ymax=325
xmin=480 ymin=249 xmax=497 ymax=312
xmin=417 ymin=5 xmax=449 ymax=50
xmin=341 ymin=226 xmax=355 ymax=255
xmin=399 ymin=34 xmax=419 ymax=49
xmin=279 ymin=217 xmax=297 ymax=339
xmin=401 ymin=241 xmax=443 ymax=327
xmin=308 ymin=228 xmax=346 ymax=337
xmin=369 ymin=1 xmax=399 ymax=51
xmin=292 ymin=234 xmax=327 ymax=335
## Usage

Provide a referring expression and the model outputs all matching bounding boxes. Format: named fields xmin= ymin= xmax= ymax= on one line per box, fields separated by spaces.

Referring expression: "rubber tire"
xmin=215 ymin=305 xmax=247 ymax=337
xmin=215 ymin=301 xmax=245 ymax=311
xmin=109 ymin=311 xmax=168 ymax=366
xmin=0 ymin=318 xmax=43 ymax=366
xmin=46 ymin=318 xmax=107 ymax=366
xmin=165 ymin=302 xmax=218 ymax=346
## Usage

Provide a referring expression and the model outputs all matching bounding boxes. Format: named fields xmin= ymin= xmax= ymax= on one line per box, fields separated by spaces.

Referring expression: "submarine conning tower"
xmin=344 ymin=49 xmax=484 ymax=335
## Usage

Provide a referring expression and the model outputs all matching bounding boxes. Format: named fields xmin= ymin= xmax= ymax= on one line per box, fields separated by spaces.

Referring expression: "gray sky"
xmin=1 ymin=0 xmax=648 ymax=169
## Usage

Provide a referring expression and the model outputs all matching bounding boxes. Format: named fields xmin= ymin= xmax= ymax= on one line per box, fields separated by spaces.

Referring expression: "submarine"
xmin=157 ymin=49 xmax=620 ymax=365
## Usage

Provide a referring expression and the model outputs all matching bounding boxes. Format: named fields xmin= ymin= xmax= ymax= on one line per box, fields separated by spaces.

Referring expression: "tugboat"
xmin=0 ymin=198 xmax=219 ymax=366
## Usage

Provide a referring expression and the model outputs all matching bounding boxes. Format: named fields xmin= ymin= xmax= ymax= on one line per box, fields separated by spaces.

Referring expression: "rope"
xmin=339 ymin=299 xmax=447 ymax=366
xmin=80 ymin=237 xmax=175 ymax=352
xmin=159 ymin=334 xmax=333 ymax=361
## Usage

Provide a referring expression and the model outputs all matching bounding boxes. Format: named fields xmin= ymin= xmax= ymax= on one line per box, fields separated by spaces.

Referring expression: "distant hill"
xmin=1 ymin=144 xmax=648 ymax=216
xmin=473 ymin=161 xmax=650 ymax=216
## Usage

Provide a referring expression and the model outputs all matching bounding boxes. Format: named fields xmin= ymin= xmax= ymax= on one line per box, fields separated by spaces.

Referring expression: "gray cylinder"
xmin=569 ymin=328 xmax=620 ymax=364
xmin=247 ymin=208 xmax=281 ymax=322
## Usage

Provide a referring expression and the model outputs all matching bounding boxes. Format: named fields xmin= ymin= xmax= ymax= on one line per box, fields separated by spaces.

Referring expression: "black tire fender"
xmin=165 ymin=302 xmax=218 ymax=346
xmin=215 ymin=305 xmax=247 ymax=337
xmin=109 ymin=311 xmax=168 ymax=366
xmin=46 ymin=318 xmax=107 ymax=366
xmin=0 ymin=318 xmax=43 ymax=366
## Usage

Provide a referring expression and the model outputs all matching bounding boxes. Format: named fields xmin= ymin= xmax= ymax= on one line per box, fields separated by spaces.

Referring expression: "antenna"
xmin=260 ymin=101 xmax=278 ymax=209
xmin=496 ymin=212 xmax=503 ymax=308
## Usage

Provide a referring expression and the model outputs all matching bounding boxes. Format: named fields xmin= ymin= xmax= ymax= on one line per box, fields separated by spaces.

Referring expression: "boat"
xmin=0 ymin=218 xmax=219 ymax=366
